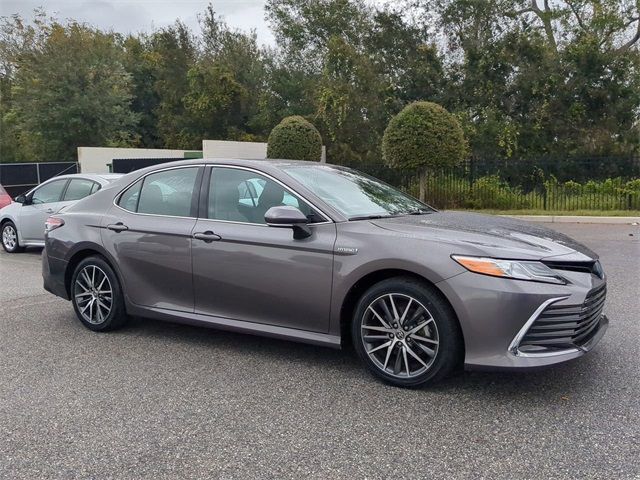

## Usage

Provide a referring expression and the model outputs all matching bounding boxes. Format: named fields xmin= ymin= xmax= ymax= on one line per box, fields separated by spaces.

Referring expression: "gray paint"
xmin=42 ymin=159 xmax=608 ymax=370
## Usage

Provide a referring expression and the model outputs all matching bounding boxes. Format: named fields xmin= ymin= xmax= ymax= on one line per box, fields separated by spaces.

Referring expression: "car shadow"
xmin=120 ymin=314 xmax=604 ymax=400
xmin=124 ymin=315 xmax=361 ymax=372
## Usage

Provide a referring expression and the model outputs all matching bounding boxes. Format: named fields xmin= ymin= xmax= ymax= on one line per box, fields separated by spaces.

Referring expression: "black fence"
xmin=0 ymin=162 xmax=79 ymax=198
xmin=355 ymin=156 xmax=640 ymax=211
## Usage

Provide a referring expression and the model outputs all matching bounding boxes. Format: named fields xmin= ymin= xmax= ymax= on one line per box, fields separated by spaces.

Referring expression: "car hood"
xmin=371 ymin=211 xmax=597 ymax=261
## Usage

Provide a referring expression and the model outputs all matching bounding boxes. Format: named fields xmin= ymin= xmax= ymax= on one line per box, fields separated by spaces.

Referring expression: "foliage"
xmin=417 ymin=174 xmax=640 ymax=211
xmin=0 ymin=1 xmax=639 ymax=169
xmin=382 ymin=101 xmax=466 ymax=200
xmin=266 ymin=115 xmax=322 ymax=161
xmin=0 ymin=12 xmax=138 ymax=162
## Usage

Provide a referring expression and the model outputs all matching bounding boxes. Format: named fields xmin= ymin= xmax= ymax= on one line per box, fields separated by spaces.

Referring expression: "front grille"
xmin=519 ymin=284 xmax=606 ymax=352
xmin=542 ymin=259 xmax=604 ymax=278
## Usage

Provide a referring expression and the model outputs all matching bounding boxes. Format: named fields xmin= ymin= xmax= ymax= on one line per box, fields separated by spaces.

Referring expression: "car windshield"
xmin=281 ymin=164 xmax=435 ymax=219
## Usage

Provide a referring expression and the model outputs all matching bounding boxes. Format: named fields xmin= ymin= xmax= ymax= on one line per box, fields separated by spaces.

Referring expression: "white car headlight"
xmin=452 ymin=255 xmax=567 ymax=285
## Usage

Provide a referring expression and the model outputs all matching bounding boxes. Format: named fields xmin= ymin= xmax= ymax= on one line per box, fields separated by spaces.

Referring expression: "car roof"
xmin=41 ymin=173 xmax=123 ymax=183
xmin=128 ymin=157 xmax=336 ymax=171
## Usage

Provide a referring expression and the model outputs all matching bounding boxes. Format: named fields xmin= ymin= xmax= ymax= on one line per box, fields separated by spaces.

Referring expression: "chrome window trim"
xmin=113 ymin=164 xmax=204 ymax=219
xmin=508 ymin=296 xmax=581 ymax=358
xmin=206 ymin=164 xmax=333 ymax=226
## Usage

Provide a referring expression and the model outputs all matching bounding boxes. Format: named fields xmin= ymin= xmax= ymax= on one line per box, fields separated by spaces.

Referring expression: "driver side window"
xmin=31 ymin=180 xmax=67 ymax=204
xmin=207 ymin=168 xmax=324 ymax=224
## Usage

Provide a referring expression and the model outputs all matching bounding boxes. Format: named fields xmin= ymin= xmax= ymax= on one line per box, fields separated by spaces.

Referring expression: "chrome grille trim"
xmin=512 ymin=284 xmax=607 ymax=356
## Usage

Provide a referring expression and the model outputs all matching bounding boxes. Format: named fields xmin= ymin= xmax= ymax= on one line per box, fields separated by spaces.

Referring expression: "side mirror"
xmin=265 ymin=206 xmax=312 ymax=239
xmin=15 ymin=194 xmax=28 ymax=205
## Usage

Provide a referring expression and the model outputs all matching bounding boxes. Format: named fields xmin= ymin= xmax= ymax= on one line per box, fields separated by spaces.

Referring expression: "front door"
xmin=191 ymin=166 xmax=336 ymax=332
xmin=20 ymin=179 xmax=69 ymax=242
xmin=100 ymin=166 xmax=202 ymax=312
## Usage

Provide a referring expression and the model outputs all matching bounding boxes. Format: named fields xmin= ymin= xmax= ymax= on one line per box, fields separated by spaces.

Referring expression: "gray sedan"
xmin=41 ymin=159 xmax=607 ymax=387
xmin=1 ymin=173 xmax=122 ymax=253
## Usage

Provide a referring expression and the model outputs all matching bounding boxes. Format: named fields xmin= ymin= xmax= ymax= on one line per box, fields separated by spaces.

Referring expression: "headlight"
xmin=451 ymin=255 xmax=567 ymax=285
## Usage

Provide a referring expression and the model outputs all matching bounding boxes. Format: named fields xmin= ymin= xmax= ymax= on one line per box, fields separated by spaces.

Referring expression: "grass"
xmin=449 ymin=209 xmax=640 ymax=217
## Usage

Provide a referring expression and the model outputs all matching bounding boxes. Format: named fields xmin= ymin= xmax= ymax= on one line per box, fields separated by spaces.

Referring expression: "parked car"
xmin=0 ymin=184 xmax=12 ymax=210
xmin=41 ymin=159 xmax=607 ymax=387
xmin=1 ymin=173 xmax=122 ymax=253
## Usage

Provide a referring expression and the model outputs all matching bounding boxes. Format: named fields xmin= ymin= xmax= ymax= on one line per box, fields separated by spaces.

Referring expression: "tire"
xmin=70 ymin=255 xmax=128 ymax=331
xmin=352 ymin=277 xmax=463 ymax=388
xmin=1 ymin=221 xmax=24 ymax=253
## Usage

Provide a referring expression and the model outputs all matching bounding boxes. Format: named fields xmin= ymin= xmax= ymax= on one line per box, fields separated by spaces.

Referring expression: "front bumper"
xmin=436 ymin=271 xmax=608 ymax=371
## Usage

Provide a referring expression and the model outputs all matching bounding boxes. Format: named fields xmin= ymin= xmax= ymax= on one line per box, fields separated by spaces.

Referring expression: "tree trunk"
xmin=419 ymin=169 xmax=427 ymax=203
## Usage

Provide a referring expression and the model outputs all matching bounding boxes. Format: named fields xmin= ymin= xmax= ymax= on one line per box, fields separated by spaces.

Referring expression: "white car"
xmin=0 ymin=173 xmax=122 ymax=253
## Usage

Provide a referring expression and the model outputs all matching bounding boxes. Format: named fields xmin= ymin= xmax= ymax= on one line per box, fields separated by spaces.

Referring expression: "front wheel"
xmin=71 ymin=256 xmax=128 ymax=331
xmin=352 ymin=277 xmax=463 ymax=388
xmin=1 ymin=221 xmax=24 ymax=253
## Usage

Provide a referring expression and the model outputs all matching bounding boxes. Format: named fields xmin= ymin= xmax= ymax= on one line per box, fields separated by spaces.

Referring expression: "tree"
xmin=422 ymin=0 xmax=640 ymax=159
xmin=147 ymin=21 xmax=197 ymax=149
xmin=0 ymin=13 xmax=138 ymax=162
xmin=267 ymin=115 xmax=322 ymax=161
xmin=382 ymin=101 xmax=466 ymax=201
xmin=185 ymin=6 xmax=267 ymax=141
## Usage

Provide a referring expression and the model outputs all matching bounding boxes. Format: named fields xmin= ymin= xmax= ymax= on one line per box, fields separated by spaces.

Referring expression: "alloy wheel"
xmin=74 ymin=265 xmax=113 ymax=325
xmin=2 ymin=225 xmax=17 ymax=250
xmin=361 ymin=293 xmax=439 ymax=378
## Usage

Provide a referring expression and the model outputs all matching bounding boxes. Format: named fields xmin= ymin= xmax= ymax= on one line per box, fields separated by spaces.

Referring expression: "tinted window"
xmin=136 ymin=168 xmax=198 ymax=217
xmin=31 ymin=180 xmax=67 ymax=204
xmin=118 ymin=180 xmax=142 ymax=212
xmin=208 ymin=167 xmax=322 ymax=224
xmin=63 ymin=178 xmax=98 ymax=201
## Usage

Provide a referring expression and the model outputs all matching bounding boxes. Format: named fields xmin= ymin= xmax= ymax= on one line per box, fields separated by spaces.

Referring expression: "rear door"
xmin=191 ymin=166 xmax=336 ymax=332
xmin=101 ymin=166 xmax=203 ymax=312
xmin=61 ymin=178 xmax=101 ymax=208
xmin=20 ymin=179 xmax=69 ymax=241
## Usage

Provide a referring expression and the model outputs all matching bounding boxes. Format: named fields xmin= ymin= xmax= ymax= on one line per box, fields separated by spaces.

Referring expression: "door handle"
xmin=107 ymin=223 xmax=128 ymax=232
xmin=193 ymin=231 xmax=221 ymax=243
xmin=46 ymin=208 xmax=54 ymax=214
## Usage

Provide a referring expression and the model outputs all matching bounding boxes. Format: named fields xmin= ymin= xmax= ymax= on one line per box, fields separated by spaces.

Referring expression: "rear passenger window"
xmin=118 ymin=180 xmax=142 ymax=212
xmin=118 ymin=168 xmax=198 ymax=217
xmin=63 ymin=179 xmax=98 ymax=201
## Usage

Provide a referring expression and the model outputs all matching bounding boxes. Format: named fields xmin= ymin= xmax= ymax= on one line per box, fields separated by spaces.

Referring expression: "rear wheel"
xmin=71 ymin=256 xmax=128 ymax=331
xmin=1 ymin=221 xmax=24 ymax=253
xmin=352 ymin=277 xmax=462 ymax=387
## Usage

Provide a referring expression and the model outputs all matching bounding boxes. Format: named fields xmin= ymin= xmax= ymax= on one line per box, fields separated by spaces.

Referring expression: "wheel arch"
xmin=339 ymin=268 xmax=465 ymax=354
xmin=64 ymin=243 xmax=124 ymax=299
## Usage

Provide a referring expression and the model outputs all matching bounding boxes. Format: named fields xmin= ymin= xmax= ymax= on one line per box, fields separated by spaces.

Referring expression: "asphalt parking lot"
xmin=1 ymin=223 xmax=638 ymax=479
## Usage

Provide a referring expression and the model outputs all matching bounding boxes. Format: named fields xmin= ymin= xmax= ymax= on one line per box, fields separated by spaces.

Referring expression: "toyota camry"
xmin=42 ymin=159 xmax=608 ymax=387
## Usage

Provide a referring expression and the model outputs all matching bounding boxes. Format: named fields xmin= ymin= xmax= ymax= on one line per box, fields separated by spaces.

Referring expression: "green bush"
xmin=414 ymin=174 xmax=640 ymax=211
xmin=266 ymin=116 xmax=322 ymax=161
xmin=382 ymin=101 xmax=466 ymax=201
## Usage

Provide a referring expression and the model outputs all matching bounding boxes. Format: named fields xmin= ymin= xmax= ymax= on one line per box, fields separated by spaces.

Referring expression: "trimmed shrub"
xmin=382 ymin=101 xmax=466 ymax=201
xmin=266 ymin=116 xmax=322 ymax=161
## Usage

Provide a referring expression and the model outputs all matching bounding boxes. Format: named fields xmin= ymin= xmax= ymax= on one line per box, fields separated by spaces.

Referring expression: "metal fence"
xmin=0 ymin=162 xmax=79 ymax=198
xmin=355 ymin=156 xmax=640 ymax=211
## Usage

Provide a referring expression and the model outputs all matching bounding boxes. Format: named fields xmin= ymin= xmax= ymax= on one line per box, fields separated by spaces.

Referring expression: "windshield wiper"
xmin=407 ymin=208 xmax=433 ymax=215
xmin=348 ymin=214 xmax=398 ymax=221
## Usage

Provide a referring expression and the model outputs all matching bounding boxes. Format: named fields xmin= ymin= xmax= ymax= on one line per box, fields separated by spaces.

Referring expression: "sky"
xmin=0 ymin=0 xmax=277 ymax=44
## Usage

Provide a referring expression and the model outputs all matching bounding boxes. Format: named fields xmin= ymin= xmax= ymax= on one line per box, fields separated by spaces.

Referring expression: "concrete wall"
xmin=202 ymin=140 xmax=326 ymax=162
xmin=77 ymin=147 xmax=190 ymax=173
xmin=79 ymin=141 xmax=328 ymax=173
